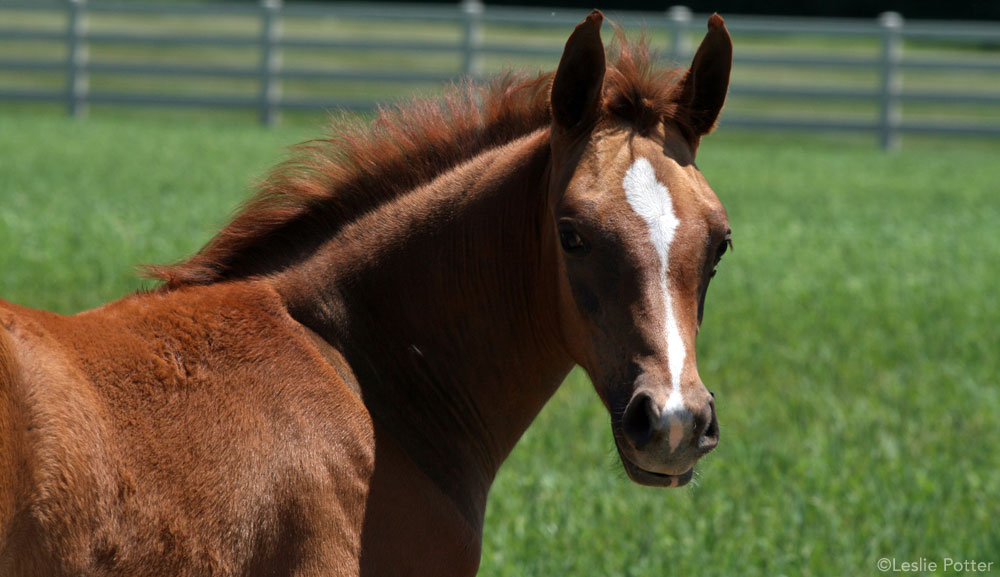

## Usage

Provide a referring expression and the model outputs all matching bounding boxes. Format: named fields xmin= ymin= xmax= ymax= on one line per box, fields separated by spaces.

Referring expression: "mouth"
xmin=616 ymin=444 xmax=694 ymax=488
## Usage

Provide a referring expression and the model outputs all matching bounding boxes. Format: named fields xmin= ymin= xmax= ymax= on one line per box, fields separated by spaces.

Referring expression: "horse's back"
xmin=0 ymin=286 xmax=376 ymax=576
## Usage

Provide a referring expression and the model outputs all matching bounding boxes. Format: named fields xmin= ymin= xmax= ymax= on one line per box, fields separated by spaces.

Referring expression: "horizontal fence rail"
xmin=1 ymin=0 xmax=999 ymax=148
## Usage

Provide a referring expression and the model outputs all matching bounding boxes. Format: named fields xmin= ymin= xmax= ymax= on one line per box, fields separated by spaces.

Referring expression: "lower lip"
xmin=612 ymin=432 xmax=695 ymax=487
xmin=656 ymin=469 xmax=693 ymax=488
xmin=627 ymin=459 xmax=694 ymax=487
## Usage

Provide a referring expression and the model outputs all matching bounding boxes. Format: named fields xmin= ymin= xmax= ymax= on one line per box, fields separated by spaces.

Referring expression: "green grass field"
xmin=1 ymin=109 xmax=998 ymax=575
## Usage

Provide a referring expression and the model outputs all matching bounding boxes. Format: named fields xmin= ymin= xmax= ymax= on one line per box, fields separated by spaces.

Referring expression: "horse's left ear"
xmin=676 ymin=14 xmax=733 ymax=148
xmin=551 ymin=10 xmax=606 ymax=133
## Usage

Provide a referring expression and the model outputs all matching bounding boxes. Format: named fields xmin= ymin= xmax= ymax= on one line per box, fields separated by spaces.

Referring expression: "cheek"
xmin=569 ymin=277 xmax=601 ymax=317
xmin=566 ymin=253 xmax=625 ymax=321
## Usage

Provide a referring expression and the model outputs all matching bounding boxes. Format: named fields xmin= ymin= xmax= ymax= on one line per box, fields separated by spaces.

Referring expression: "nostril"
xmin=622 ymin=393 xmax=656 ymax=450
xmin=693 ymin=407 xmax=710 ymax=439
xmin=699 ymin=398 xmax=720 ymax=453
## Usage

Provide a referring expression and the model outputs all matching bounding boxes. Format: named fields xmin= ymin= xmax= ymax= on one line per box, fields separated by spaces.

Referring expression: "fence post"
xmin=258 ymin=0 xmax=282 ymax=127
xmin=878 ymin=11 xmax=902 ymax=151
xmin=667 ymin=5 xmax=691 ymax=64
xmin=461 ymin=0 xmax=483 ymax=78
xmin=66 ymin=0 xmax=87 ymax=118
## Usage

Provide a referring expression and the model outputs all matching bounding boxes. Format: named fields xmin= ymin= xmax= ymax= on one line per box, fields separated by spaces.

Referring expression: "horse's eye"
xmin=711 ymin=234 xmax=731 ymax=277
xmin=558 ymin=224 xmax=586 ymax=253
xmin=716 ymin=233 xmax=732 ymax=262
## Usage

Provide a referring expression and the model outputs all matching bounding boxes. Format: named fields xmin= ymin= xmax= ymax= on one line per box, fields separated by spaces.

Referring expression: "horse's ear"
xmin=551 ymin=10 xmax=606 ymax=133
xmin=676 ymin=14 xmax=732 ymax=147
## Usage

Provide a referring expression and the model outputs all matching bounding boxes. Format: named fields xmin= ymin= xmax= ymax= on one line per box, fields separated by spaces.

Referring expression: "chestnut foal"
xmin=0 ymin=11 xmax=733 ymax=576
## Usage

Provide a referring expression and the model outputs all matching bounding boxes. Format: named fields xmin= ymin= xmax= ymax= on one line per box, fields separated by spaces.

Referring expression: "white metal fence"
xmin=2 ymin=0 xmax=999 ymax=149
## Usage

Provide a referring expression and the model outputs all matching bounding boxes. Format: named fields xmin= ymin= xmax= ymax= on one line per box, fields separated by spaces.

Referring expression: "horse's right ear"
xmin=551 ymin=10 xmax=606 ymax=133
xmin=675 ymin=14 xmax=733 ymax=148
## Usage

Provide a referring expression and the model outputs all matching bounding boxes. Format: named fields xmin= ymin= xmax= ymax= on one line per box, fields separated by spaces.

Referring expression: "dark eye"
xmin=716 ymin=232 xmax=732 ymax=261
xmin=558 ymin=223 xmax=587 ymax=253
xmin=710 ymin=233 xmax=731 ymax=277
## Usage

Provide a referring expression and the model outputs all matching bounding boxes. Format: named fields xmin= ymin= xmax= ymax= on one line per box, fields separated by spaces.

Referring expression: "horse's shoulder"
xmin=0 ymin=287 xmax=380 ymax=573
xmin=0 ymin=302 xmax=123 ymax=573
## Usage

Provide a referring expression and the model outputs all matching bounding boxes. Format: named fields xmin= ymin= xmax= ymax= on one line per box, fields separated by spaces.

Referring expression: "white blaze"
xmin=623 ymin=157 xmax=690 ymax=451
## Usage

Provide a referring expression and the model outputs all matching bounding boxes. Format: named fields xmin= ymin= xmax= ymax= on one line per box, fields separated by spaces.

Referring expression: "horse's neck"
xmin=277 ymin=129 xmax=573 ymax=527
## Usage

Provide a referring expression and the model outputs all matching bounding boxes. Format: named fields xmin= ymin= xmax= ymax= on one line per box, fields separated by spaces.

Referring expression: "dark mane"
xmin=147 ymin=34 xmax=687 ymax=289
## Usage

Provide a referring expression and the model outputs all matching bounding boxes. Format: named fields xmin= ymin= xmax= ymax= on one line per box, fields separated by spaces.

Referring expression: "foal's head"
xmin=549 ymin=12 xmax=732 ymax=487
